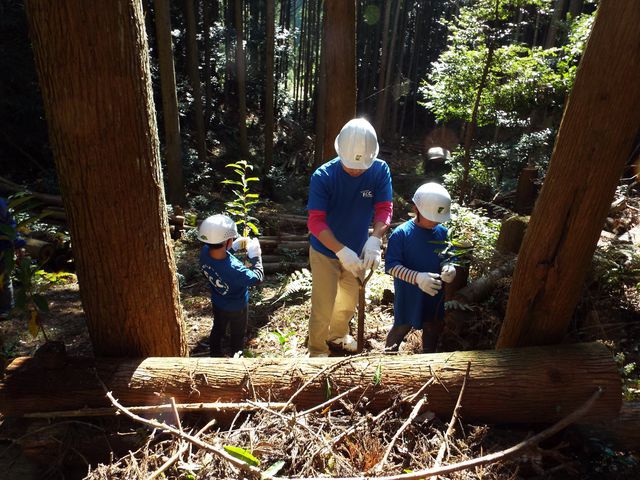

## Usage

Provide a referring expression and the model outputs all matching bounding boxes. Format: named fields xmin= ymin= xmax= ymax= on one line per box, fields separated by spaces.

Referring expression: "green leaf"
xmin=245 ymin=177 xmax=260 ymax=182
xmin=225 ymin=162 xmax=243 ymax=169
xmin=246 ymin=222 xmax=260 ymax=235
xmin=221 ymin=179 xmax=244 ymax=186
xmin=246 ymin=193 xmax=259 ymax=198
xmin=223 ymin=445 xmax=260 ymax=466
xmin=262 ymin=460 xmax=285 ymax=479
xmin=325 ymin=378 xmax=332 ymax=399
xmin=373 ymin=362 xmax=383 ymax=385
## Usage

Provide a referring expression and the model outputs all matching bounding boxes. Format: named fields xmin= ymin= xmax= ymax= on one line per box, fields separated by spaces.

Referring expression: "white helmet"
xmin=334 ymin=118 xmax=379 ymax=170
xmin=197 ymin=214 xmax=238 ymax=244
xmin=412 ymin=183 xmax=451 ymax=223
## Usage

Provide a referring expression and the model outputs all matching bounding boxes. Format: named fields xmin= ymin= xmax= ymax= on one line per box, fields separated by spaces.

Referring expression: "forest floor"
xmin=1 ymin=178 xmax=640 ymax=478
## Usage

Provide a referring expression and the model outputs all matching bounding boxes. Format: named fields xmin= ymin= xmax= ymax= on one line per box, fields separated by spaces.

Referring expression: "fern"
xmin=271 ymin=268 xmax=313 ymax=304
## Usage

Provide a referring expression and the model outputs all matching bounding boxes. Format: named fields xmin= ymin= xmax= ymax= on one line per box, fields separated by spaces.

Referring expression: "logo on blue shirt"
xmin=361 ymin=190 xmax=373 ymax=198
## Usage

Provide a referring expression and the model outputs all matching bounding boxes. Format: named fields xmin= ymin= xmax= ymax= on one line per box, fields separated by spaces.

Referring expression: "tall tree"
xmin=235 ymin=0 xmax=250 ymax=158
xmin=497 ymin=0 xmax=640 ymax=348
xmin=25 ymin=0 xmax=187 ymax=357
xmin=319 ymin=0 xmax=356 ymax=163
xmin=264 ymin=0 xmax=275 ymax=170
xmin=154 ymin=0 xmax=186 ymax=206
xmin=184 ymin=0 xmax=207 ymax=163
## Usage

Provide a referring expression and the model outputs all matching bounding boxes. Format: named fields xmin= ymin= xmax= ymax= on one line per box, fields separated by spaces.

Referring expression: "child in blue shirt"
xmin=197 ymin=214 xmax=264 ymax=356
xmin=384 ymin=183 xmax=457 ymax=353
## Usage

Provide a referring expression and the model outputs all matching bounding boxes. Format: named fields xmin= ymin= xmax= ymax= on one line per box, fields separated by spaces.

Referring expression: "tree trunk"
xmin=373 ymin=0 xmax=392 ymax=135
xmin=264 ymin=0 xmax=275 ymax=170
xmin=0 ymin=343 xmax=621 ymax=424
xmin=235 ymin=0 xmax=249 ymax=158
xmin=183 ymin=0 xmax=208 ymax=163
xmin=375 ymin=0 xmax=402 ymax=139
xmin=203 ymin=0 xmax=218 ymax=130
xmin=24 ymin=0 xmax=187 ymax=357
xmin=320 ymin=0 xmax=356 ymax=162
xmin=544 ymin=0 xmax=567 ymax=49
xmin=154 ymin=0 xmax=186 ymax=207
xmin=497 ymin=0 xmax=640 ymax=349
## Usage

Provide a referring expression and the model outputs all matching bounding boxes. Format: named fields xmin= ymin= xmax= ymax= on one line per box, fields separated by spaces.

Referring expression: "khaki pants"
xmin=308 ymin=246 xmax=359 ymax=355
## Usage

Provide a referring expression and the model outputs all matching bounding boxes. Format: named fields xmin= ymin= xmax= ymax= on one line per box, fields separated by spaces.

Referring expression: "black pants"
xmin=385 ymin=320 xmax=444 ymax=354
xmin=210 ymin=305 xmax=248 ymax=357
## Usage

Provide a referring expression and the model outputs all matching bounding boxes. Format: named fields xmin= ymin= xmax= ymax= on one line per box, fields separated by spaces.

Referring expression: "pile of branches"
xmin=85 ymin=362 xmax=598 ymax=480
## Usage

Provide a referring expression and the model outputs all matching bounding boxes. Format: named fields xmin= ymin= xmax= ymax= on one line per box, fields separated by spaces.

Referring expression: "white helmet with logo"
xmin=412 ymin=183 xmax=451 ymax=223
xmin=197 ymin=214 xmax=238 ymax=244
xmin=334 ymin=118 xmax=379 ymax=170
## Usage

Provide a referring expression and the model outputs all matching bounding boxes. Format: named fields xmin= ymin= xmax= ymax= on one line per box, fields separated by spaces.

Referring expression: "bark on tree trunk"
xmin=0 ymin=343 xmax=621 ymax=424
xmin=154 ymin=0 xmax=186 ymax=206
xmin=25 ymin=0 xmax=187 ymax=357
xmin=321 ymin=0 xmax=356 ymax=162
xmin=235 ymin=0 xmax=250 ymax=158
xmin=264 ymin=0 xmax=275 ymax=170
xmin=497 ymin=0 xmax=640 ymax=348
xmin=183 ymin=0 xmax=208 ymax=163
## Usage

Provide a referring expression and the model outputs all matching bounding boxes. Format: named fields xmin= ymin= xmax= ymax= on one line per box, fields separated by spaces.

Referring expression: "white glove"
xmin=441 ymin=264 xmax=457 ymax=283
xmin=416 ymin=272 xmax=442 ymax=296
xmin=336 ymin=246 xmax=364 ymax=277
xmin=361 ymin=236 xmax=382 ymax=270
xmin=247 ymin=238 xmax=262 ymax=258
xmin=232 ymin=237 xmax=249 ymax=251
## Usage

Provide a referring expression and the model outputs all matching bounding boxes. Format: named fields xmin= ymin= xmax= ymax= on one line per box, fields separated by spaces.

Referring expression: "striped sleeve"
xmin=388 ymin=264 xmax=419 ymax=285
xmin=247 ymin=255 xmax=264 ymax=283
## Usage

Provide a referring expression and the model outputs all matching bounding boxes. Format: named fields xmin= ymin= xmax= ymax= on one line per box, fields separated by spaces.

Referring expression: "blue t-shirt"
xmin=307 ymin=158 xmax=393 ymax=258
xmin=385 ymin=220 xmax=448 ymax=329
xmin=199 ymin=246 xmax=262 ymax=311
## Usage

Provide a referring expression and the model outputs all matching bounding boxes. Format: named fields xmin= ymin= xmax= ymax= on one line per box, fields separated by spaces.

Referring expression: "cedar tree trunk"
xmin=497 ymin=0 xmax=640 ymax=348
xmin=25 ymin=0 xmax=187 ymax=357
xmin=320 ymin=0 xmax=356 ymax=162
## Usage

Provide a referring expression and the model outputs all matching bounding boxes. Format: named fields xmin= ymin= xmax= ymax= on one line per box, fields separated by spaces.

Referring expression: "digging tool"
xmin=356 ymin=268 xmax=375 ymax=353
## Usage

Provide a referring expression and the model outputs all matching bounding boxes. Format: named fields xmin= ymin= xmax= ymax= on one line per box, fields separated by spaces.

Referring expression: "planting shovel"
xmin=356 ymin=269 xmax=375 ymax=353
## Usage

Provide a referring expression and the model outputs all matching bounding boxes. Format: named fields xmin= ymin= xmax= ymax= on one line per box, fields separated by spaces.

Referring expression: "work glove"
xmin=232 ymin=237 xmax=249 ymax=251
xmin=416 ymin=272 xmax=442 ymax=296
xmin=247 ymin=238 xmax=262 ymax=258
xmin=336 ymin=246 xmax=364 ymax=278
xmin=440 ymin=264 xmax=457 ymax=283
xmin=361 ymin=236 xmax=382 ymax=271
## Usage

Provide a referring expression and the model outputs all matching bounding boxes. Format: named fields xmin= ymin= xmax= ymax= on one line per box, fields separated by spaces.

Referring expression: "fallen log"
xmin=263 ymin=261 xmax=308 ymax=273
xmin=0 ymin=343 xmax=621 ymax=424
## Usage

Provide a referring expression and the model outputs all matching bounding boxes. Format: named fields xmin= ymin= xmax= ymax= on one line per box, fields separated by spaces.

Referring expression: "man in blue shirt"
xmin=1 ymin=197 xmax=26 ymax=318
xmin=198 ymin=214 xmax=264 ymax=356
xmin=384 ymin=183 xmax=457 ymax=353
xmin=306 ymin=118 xmax=393 ymax=357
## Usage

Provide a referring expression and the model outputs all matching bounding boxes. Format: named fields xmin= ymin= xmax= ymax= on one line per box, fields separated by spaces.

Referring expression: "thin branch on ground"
xmin=286 ymin=387 xmax=603 ymax=480
xmin=105 ymin=391 xmax=262 ymax=477
xmin=434 ymin=361 xmax=471 ymax=468
xmin=146 ymin=417 xmax=217 ymax=480
xmin=374 ymin=396 xmax=427 ymax=473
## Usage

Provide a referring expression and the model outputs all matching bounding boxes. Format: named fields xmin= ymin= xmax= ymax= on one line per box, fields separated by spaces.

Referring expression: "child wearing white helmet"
xmin=306 ymin=118 xmax=393 ymax=356
xmin=197 ymin=214 xmax=264 ymax=356
xmin=384 ymin=183 xmax=457 ymax=353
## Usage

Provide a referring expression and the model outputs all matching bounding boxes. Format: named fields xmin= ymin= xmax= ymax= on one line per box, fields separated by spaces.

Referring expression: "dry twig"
xmin=433 ymin=361 xmax=471 ymax=468
xmin=106 ymin=391 xmax=262 ymax=477
xmin=284 ymin=387 xmax=603 ymax=480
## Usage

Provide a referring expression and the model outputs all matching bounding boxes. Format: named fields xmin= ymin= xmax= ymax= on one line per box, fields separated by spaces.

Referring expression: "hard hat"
xmin=197 ymin=214 xmax=238 ymax=244
xmin=412 ymin=183 xmax=451 ymax=223
xmin=334 ymin=118 xmax=379 ymax=170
